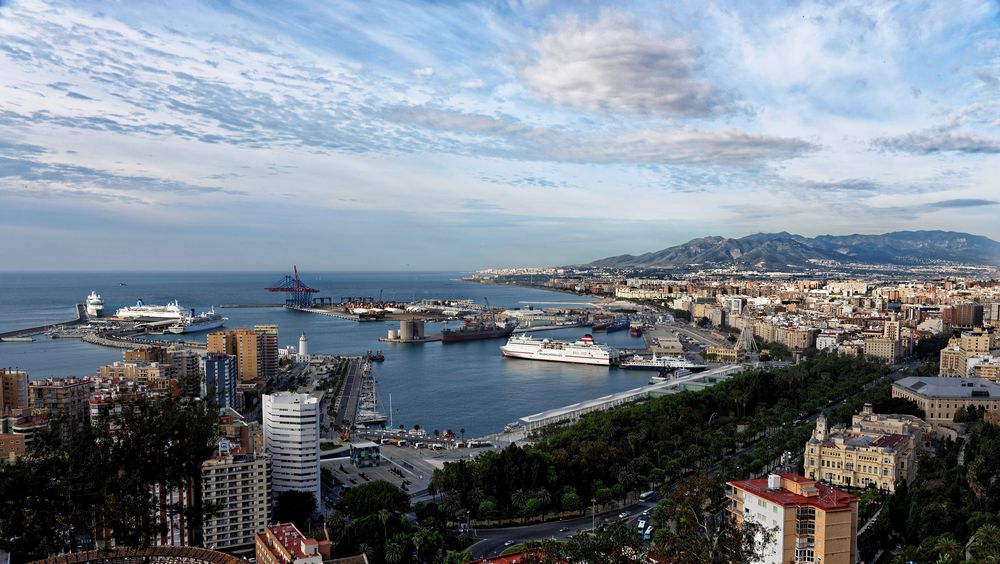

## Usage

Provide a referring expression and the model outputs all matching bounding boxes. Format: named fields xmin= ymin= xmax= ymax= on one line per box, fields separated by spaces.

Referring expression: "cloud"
xmin=521 ymin=12 xmax=740 ymax=118
xmin=932 ymin=198 xmax=998 ymax=208
xmin=412 ymin=66 xmax=435 ymax=77
xmin=801 ymin=179 xmax=880 ymax=193
xmin=388 ymin=106 xmax=815 ymax=165
xmin=873 ymin=128 xmax=1000 ymax=154
xmin=459 ymin=79 xmax=485 ymax=89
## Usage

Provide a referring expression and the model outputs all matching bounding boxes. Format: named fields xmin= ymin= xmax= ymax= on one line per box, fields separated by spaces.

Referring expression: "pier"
xmin=0 ymin=304 xmax=87 ymax=341
xmin=333 ymin=357 xmax=365 ymax=427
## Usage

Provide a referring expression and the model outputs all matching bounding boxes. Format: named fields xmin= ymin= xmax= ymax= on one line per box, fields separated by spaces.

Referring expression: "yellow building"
xmin=97 ymin=361 xmax=171 ymax=390
xmin=210 ymin=328 xmax=262 ymax=383
xmin=728 ymin=473 xmax=858 ymax=564
xmin=864 ymin=337 xmax=903 ymax=364
xmin=939 ymin=346 xmax=967 ymax=376
xmin=0 ymin=369 xmax=28 ymax=415
xmin=706 ymin=345 xmax=742 ymax=362
xmin=803 ymin=405 xmax=923 ymax=492
xmin=961 ymin=328 xmax=992 ymax=354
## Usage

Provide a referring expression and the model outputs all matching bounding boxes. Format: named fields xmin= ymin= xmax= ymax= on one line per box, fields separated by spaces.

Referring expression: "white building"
xmin=262 ymin=392 xmax=322 ymax=507
xmin=201 ymin=442 xmax=272 ymax=553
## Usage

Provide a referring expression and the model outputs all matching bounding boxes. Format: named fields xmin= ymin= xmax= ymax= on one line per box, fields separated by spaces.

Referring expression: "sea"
xmin=0 ymin=271 xmax=650 ymax=437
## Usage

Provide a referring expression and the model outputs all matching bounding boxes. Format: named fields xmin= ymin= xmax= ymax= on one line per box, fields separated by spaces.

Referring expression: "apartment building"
xmin=201 ymin=445 xmax=272 ymax=553
xmin=0 ymin=369 xmax=28 ymax=415
xmin=255 ymin=523 xmax=323 ymax=564
xmin=28 ymin=377 xmax=94 ymax=439
xmin=202 ymin=354 xmax=238 ymax=410
xmin=728 ymin=473 xmax=858 ymax=564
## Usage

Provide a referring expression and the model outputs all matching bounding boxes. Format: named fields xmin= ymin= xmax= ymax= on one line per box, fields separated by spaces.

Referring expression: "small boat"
xmin=367 ymin=350 xmax=385 ymax=362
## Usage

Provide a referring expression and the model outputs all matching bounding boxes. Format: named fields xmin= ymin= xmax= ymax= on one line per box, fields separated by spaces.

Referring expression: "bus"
xmin=643 ymin=526 xmax=653 ymax=541
xmin=638 ymin=490 xmax=659 ymax=502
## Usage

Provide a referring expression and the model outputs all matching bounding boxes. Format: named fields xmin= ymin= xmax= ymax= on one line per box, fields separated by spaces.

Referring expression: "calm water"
xmin=0 ymin=271 xmax=648 ymax=436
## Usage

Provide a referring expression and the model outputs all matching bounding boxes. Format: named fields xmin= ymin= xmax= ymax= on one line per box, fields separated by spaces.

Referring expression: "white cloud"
xmin=521 ymin=12 xmax=739 ymax=118
xmin=459 ymin=78 xmax=485 ymax=89
xmin=412 ymin=66 xmax=435 ymax=77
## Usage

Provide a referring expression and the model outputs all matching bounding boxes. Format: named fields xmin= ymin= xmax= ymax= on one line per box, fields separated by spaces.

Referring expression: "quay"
xmin=82 ymin=331 xmax=207 ymax=351
xmin=0 ymin=304 xmax=87 ymax=341
xmin=218 ymin=303 xmax=285 ymax=308
xmin=333 ymin=357 xmax=365 ymax=427
xmin=512 ymin=322 xmax=591 ymax=334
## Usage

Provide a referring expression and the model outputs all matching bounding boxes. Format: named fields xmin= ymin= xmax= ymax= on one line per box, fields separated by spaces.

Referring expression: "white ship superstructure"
xmin=85 ymin=291 xmax=104 ymax=317
xmin=114 ymin=299 xmax=187 ymax=320
xmin=500 ymin=334 xmax=619 ymax=366
xmin=620 ymin=353 xmax=708 ymax=371
xmin=167 ymin=308 xmax=227 ymax=334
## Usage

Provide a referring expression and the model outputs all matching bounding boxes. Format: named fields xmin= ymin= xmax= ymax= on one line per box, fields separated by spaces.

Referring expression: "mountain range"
xmin=587 ymin=231 xmax=1000 ymax=269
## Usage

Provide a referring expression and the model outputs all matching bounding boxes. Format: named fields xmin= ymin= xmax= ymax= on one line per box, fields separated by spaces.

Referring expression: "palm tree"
xmin=460 ymin=427 xmax=465 ymax=439
xmin=378 ymin=508 xmax=391 ymax=545
xmin=412 ymin=533 xmax=423 ymax=563
xmin=385 ymin=541 xmax=404 ymax=564
xmin=512 ymin=489 xmax=527 ymax=514
xmin=535 ymin=488 xmax=552 ymax=519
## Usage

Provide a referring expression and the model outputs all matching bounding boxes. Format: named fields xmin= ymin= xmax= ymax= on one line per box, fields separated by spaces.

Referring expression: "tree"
xmin=654 ymin=474 xmax=776 ymax=564
xmin=274 ymin=490 xmax=317 ymax=531
xmin=338 ymin=480 xmax=410 ymax=519
xmin=442 ymin=549 xmax=472 ymax=564
xmin=971 ymin=524 xmax=1000 ymax=561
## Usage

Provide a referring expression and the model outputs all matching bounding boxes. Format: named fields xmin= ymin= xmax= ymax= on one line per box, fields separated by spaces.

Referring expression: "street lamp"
xmin=591 ymin=497 xmax=597 ymax=530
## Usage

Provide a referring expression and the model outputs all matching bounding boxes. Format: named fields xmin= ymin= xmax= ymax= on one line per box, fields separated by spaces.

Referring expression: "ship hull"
xmin=442 ymin=327 xmax=515 ymax=343
xmin=500 ymin=348 xmax=612 ymax=366
xmin=619 ymin=361 xmax=708 ymax=371
xmin=167 ymin=318 xmax=227 ymax=334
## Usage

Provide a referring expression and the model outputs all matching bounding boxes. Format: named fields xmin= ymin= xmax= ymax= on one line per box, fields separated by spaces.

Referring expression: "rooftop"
xmin=895 ymin=376 xmax=1000 ymax=398
xmin=730 ymin=473 xmax=857 ymax=512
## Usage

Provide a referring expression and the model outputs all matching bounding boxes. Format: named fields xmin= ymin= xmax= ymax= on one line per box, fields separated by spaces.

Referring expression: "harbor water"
xmin=0 ymin=271 xmax=649 ymax=436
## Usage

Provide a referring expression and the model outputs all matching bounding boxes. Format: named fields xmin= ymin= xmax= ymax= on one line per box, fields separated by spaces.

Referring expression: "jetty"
xmin=0 ymin=304 xmax=87 ymax=341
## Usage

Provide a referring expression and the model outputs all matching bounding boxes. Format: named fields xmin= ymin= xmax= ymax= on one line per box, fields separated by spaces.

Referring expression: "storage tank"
xmin=387 ymin=329 xmax=398 ymax=340
xmin=413 ymin=320 xmax=425 ymax=339
xmin=399 ymin=320 xmax=415 ymax=341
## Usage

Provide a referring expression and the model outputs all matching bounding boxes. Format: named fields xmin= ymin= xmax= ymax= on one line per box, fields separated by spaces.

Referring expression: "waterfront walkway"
xmin=480 ymin=364 xmax=745 ymax=443
xmin=333 ymin=357 xmax=365 ymax=426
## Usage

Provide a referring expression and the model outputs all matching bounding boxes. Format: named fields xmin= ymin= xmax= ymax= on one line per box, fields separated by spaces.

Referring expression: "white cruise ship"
xmin=167 ymin=308 xmax=227 ymax=334
xmin=500 ymin=334 xmax=619 ymax=366
xmin=85 ymin=291 xmax=104 ymax=317
xmin=114 ymin=298 xmax=187 ymax=320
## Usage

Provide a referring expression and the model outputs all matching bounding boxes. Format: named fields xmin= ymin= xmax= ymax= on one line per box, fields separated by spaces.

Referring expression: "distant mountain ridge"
xmin=588 ymin=231 xmax=1000 ymax=269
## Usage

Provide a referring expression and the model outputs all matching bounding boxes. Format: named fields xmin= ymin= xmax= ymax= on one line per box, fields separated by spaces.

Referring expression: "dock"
xmin=0 ymin=304 xmax=87 ymax=341
xmin=513 ymin=322 xmax=592 ymax=334
xmin=378 ymin=333 xmax=442 ymax=344
xmin=333 ymin=357 xmax=365 ymax=427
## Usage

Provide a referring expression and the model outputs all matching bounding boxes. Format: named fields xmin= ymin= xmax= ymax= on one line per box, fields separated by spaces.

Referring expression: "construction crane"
xmin=265 ymin=265 xmax=320 ymax=308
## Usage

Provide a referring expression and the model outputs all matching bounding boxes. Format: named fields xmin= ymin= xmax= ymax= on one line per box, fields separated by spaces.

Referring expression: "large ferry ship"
xmin=167 ymin=308 xmax=227 ymax=334
xmin=442 ymin=320 xmax=516 ymax=343
xmin=619 ymin=353 xmax=708 ymax=371
xmin=85 ymin=291 xmax=104 ymax=317
xmin=500 ymin=334 xmax=619 ymax=366
xmin=114 ymin=299 xmax=186 ymax=320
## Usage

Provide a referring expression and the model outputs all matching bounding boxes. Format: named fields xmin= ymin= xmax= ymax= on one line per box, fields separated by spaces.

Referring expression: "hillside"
xmin=588 ymin=231 xmax=1000 ymax=269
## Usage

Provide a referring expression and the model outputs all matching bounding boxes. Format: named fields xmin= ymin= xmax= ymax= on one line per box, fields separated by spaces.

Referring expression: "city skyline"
xmin=1 ymin=0 xmax=999 ymax=270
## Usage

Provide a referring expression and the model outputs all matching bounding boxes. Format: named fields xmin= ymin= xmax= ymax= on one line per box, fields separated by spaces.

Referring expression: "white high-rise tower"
xmin=262 ymin=392 xmax=321 ymax=506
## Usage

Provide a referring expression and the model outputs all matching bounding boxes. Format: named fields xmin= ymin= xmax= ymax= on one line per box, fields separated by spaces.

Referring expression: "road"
xmin=468 ymin=501 xmax=656 ymax=559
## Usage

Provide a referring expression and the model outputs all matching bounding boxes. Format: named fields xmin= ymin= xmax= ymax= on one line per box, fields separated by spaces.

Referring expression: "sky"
xmin=0 ymin=0 xmax=998 ymax=270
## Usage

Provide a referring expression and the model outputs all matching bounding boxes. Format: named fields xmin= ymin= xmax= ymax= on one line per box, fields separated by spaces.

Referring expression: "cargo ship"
xmin=619 ymin=353 xmax=708 ymax=371
xmin=500 ymin=334 xmax=619 ymax=366
xmin=167 ymin=308 xmax=227 ymax=334
xmin=442 ymin=320 xmax=516 ymax=343
xmin=592 ymin=316 xmax=629 ymax=333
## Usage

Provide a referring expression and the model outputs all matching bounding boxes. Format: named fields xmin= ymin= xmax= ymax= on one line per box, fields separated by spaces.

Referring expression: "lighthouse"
xmin=298 ymin=332 xmax=309 ymax=360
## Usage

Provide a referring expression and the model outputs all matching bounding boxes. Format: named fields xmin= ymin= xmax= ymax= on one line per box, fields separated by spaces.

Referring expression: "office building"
xmin=728 ymin=473 xmax=858 ymax=564
xmin=0 ymin=369 xmax=28 ymax=415
xmin=201 ymin=443 xmax=272 ymax=553
xmin=940 ymin=346 xmax=967 ymax=377
xmin=262 ymin=392 xmax=321 ymax=505
xmin=28 ymin=377 xmax=94 ymax=439
xmin=864 ymin=337 xmax=903 ymax=364
xmin=202 ymin=354 xmax=237 ymax=410
xmin=892 ymin=377 xmax=1000 ymax=422
xmin=0 ymin=434 xmax=25 ymax=463
xmin=255 ymin=523 xmax=323 ymax=564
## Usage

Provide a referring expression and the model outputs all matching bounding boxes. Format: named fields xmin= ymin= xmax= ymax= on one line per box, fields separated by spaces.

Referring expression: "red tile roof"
xmin=730 ymin=473 xmax=857 ymax=512
xmin=871 ymin=433 xmax=907 ymax=449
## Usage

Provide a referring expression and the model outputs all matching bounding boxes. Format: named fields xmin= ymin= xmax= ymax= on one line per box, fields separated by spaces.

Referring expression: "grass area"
xmin=500 ymin=543 xmax=527 ymax=555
